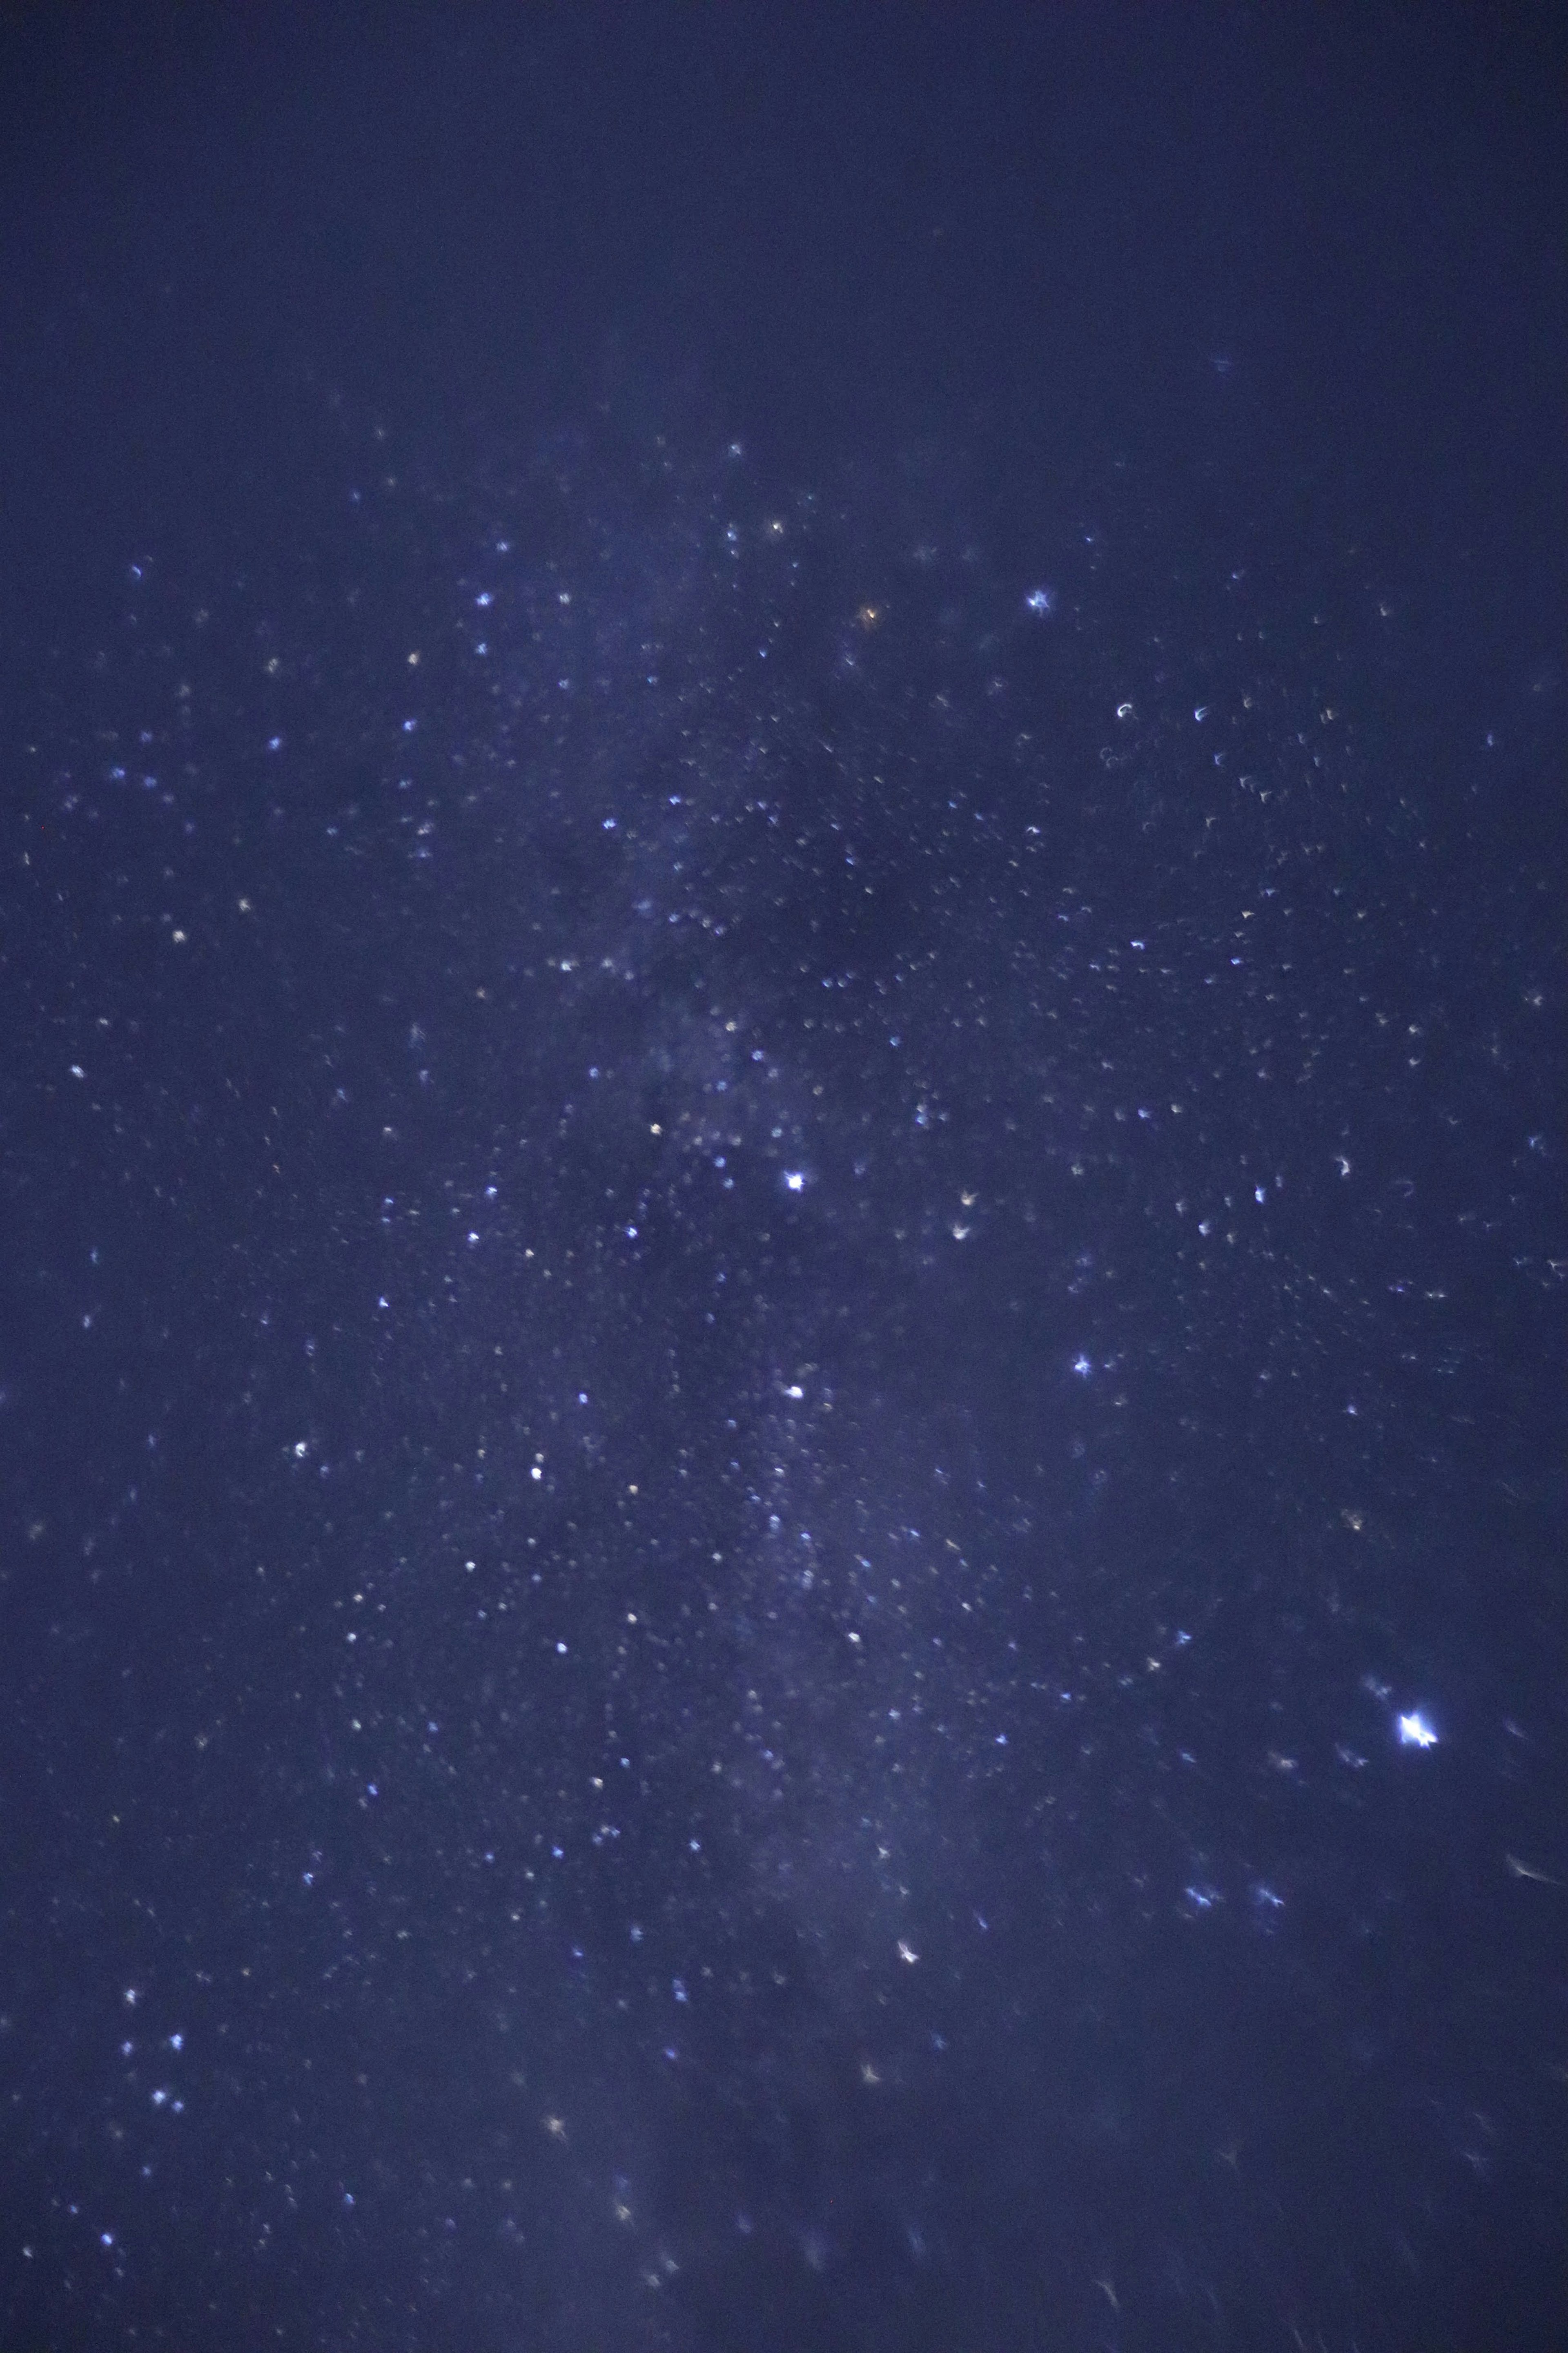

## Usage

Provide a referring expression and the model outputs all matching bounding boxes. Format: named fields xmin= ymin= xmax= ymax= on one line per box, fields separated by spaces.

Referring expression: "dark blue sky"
xmin=1 ymin=8 xmax=1564 ymax=2350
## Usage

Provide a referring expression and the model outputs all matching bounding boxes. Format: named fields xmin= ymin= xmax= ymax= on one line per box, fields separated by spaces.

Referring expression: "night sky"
xmin=1 ymin=8 xmax=1564 ymax=2350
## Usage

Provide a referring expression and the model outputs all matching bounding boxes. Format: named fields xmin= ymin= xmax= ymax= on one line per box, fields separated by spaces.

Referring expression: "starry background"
xmin=1 ymin=7 xmax=1564 ymax=2350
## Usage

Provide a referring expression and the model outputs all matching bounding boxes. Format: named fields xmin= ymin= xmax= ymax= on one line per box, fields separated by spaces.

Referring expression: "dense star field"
xmin=4 ymin=392 xmax=1561 ymax=2349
